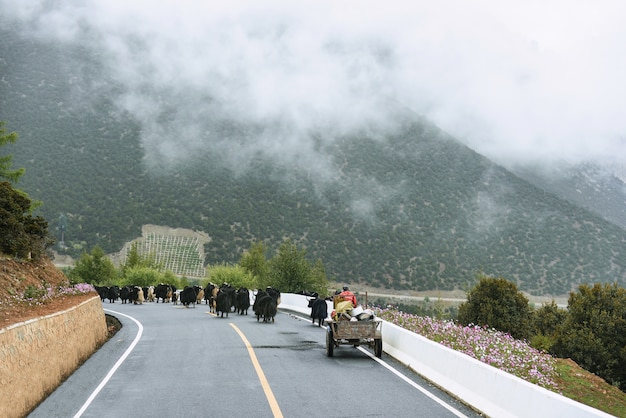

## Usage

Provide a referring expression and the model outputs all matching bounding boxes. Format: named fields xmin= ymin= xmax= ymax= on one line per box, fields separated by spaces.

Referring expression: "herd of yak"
xmin=94 ymin=283 xmax=283 ymax=323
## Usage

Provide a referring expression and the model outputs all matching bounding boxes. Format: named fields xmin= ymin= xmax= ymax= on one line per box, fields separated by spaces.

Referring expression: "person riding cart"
xmin=339 ymin=285 xmax=357 ymax=307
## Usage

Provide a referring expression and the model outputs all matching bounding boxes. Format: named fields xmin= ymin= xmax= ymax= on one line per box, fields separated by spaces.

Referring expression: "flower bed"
xmin=375 ymin=308 xmax=559 ymax=391
xmin=0 ymin=257 xmax=98 ymax=327
xmin=5 ymin=282 xmax=95 ymax=306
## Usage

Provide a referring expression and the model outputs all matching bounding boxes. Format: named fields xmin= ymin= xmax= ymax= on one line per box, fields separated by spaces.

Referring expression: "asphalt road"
xmin=29 ymin=300 xmax=483 ymax=418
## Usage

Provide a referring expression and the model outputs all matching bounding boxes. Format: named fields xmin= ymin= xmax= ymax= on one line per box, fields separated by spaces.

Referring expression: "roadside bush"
xmin=457 ymin=275 xmax=534 ymax=340
xmin=206 ymin=263 xmax=257 ymax=290
xmin=121 ymin=266 xmax=162 ymax=287
xmin=551 ymin=283 xmax=626 ymax=389
xmin=239 ymin=240 xmax=269 ymax=288
xmin=267 ymin=239 xmax=328 ymax=295
xmin=531 ymin=300 xmax=567 ymax=352
xmin=67 ymin=246 xmax=117 ymax=285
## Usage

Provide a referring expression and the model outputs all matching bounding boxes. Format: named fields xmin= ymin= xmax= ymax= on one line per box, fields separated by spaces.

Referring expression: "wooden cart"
xmin=325 ymin=318 xmax=383 ymax=358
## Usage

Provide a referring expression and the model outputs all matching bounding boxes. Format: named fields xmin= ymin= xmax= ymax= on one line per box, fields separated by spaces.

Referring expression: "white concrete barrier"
xmin=278 ymin=293 xmax=613 ymax=418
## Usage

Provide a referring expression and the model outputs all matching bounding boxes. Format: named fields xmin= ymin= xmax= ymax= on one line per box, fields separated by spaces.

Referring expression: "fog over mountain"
xmin=2 ymin=0 xmax=624 ymax=180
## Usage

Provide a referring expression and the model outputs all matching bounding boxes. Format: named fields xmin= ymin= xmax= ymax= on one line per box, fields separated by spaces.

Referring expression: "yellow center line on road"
xmin=229 ymin=323 xmax=284 ymax=418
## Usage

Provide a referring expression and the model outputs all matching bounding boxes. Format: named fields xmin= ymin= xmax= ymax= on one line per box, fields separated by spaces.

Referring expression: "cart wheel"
xmin=326 ymin=327 xmax=334 ymax=357
xmin=374 ymin=339 xmax=382 ymax=358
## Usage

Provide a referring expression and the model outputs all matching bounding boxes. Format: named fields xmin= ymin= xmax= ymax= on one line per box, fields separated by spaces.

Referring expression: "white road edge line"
xmin=356 ymin=347 xmax=469 ymax=418
xmin=73 ymin=309 xmax=144 ymax=418
xmin=284 ymin=310 xmax=469 ymax=418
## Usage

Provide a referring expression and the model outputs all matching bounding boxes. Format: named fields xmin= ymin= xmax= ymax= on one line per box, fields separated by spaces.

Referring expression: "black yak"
xmin=180 ymin=286 xmax=197 ymax=308
xmin=215 ymin=289 xmax=231 ymax=318
xmin=307 ymin=297 xmax=328 ymax=327
xmin=236 ymin=288 xmax=250 ymax=315
xmin=254 ymin=293 xmax=277 ymax=323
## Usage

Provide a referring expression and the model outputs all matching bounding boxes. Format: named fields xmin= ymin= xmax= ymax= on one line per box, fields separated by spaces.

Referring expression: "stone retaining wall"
xmin=0 ymin=296 xmax=107 ymax=418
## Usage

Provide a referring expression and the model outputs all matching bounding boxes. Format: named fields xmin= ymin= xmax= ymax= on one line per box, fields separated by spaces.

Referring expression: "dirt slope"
xmin=0 ymin=257 xmax=94 ymax=327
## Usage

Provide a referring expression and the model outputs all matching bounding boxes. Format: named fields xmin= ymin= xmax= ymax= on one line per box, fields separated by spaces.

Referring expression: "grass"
xmin=553 ymin=358 xmax=626 ymax=417
xmin=375 ymin=307 xmax=626 ymax=417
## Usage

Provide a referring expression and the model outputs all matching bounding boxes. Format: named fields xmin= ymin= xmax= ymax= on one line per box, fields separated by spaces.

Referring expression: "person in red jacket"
xmin=339 ymin=285 xmax=357 ymax=307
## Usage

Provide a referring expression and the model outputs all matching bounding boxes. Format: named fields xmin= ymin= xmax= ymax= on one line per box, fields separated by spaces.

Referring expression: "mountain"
xmin=511 ymin=162 xmax=626 ymax=232
xmin=1 ymin=27 xmax=625 ymax=297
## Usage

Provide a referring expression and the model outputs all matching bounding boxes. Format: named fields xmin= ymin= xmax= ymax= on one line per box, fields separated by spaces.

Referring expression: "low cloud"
xmin=2 ymin=0 xmax=624 ymax=176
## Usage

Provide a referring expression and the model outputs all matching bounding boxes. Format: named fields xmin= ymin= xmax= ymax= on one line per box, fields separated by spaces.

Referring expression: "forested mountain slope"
xmin=512 ymin=163 xmax=626 ymax=232
xmin=1 ymin=27 xmax=625 ymax=296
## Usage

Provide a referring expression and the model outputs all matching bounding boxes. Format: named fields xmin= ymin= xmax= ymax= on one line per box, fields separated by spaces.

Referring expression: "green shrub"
xmin=530 ymin=300 xmax=567 ymax=352
xmin=67 ymin=246 xmax=117 ymax=285
xmin=457 ymin=274 xmax=534 ymax=340
xmin=551 ymin=283 xmax=626 ymax=389
xmin=23 ymin=285 xmax=45 ymax=300
xmin=530 ymin=333 xmax=556 ymax=353
xmin=267 ymin=239 xmax=328 ymax=295
xmin=206 ymin=263 xmax=257 ymax=290
xmin=121 ymin=266 xmax=163 ymax=287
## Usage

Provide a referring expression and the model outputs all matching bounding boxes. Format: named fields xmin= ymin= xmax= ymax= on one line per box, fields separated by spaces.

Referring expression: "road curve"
xmin=29 ymin=301 xmax=482 ymax=418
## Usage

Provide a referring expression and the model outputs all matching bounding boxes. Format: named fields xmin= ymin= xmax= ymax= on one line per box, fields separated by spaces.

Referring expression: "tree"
xmin=206 ymin=263 xmax=256 ymax=290
xmin=457 ymin=275 xmax=534 ymax=340
xmin=239 ymin=240 xmax=269 ymax=288
xmin=310 ymin=258 xmax=329 ymax=297
xmin=122 ymin=266 xmax=162 ymax=287
xmin=531 ymin=300 xmax=568 ymax=352
xmin=267 ymin=239 xmax=327 ymax=294
xmin=123 ymin=242 xmax=143 ymax=272
xmin=551 ymin=283 xmax=626 ymax=389
xmin=161 ymin=270 xmax=188 ymax=290
xmin=0 ymin=181 xmax=54 ymax=259
xmin=120 ymin=241 xmax=161 ymax=278
xmin=68 ymin=246 xmax=117 ymax=284
xmin=0 ymin=121 xmax=24 ymax=183
xmin=0 ymin=122 xmax=49 ymax=259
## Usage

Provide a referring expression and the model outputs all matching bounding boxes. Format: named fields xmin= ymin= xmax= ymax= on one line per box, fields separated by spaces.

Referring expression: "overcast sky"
xmin=2 ymin=0 xmax=625 ymax=173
